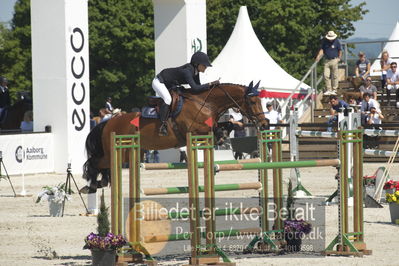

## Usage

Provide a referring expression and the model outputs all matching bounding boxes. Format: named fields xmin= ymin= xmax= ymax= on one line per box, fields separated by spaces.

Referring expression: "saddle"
xmin=142 ymin=89 xmax=184 ymax=119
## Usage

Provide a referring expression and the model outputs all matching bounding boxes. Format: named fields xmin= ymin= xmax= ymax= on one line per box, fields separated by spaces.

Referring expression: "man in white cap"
xmin=315 ymin=31 xmax=342 ymax=95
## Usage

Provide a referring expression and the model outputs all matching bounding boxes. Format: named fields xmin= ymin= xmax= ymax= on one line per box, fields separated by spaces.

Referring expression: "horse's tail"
xmin=82 ymin=121 xmax=108 ymax=184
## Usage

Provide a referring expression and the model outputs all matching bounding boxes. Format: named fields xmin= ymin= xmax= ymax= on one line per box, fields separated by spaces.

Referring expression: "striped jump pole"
xmin=143 ymin=182 xmax=262 ymax=195
xmin=364 ymin=129 xmax=399 ymax=136
xmin=296 ymin=130 xmax=338 ymax=138
xmin=141 ymin=158 xmax=261 ymax=170
xmin=110 ymin=133 xmax=154 ymax=263
xmin=215 ymin=159 xmax=340 ymax=171
xmin=364 ymin=149 xmax=399 ymax=157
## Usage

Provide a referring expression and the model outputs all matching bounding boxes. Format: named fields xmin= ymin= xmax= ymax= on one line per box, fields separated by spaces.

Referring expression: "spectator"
xmin=264 ymin=102 xmax=282 ymax=129
xmin=99 ymin=108 xmax=111 ymax=122
xmin=355 ymin=51 xmax=370 ymax=80
xmin=360 ymin=93 xmax=380 ymax=113
xmin=0 ymin=76 xmax=11 ymax=122
xmin=229 ymin=107 xmax=245 ymax=159
xmin=359 ymin=77 xmax=377 ymax=100
xmin=374 ymin=50 xmax=392 ymax=91
xmin=90 ymin=111 xmax=97 ymax=130
xmin=20 ymin=110 xmax=33 ymax=132
xmin=348 ymin=96 xmax=358 ymax=106
xmin=367 ymin=107 xmax=384 ymax=126
xmin=327 ymin=95 xmax=348 ymax=132
xmin=316 ymin=31 xmax=342 ymax=95
xmin=386 ymin=62 xmax=399 ymax=105
xmin=365 ymin=107 xmax=384 ymax=148
xmin=105 ymin=97 xmax=113 ymax=113
xmin=360 ymin=93 xmax=380 ymax=125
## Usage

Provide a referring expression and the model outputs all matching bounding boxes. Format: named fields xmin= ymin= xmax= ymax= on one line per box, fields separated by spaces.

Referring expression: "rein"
xmin=218 ymin=86 xmax=259 ymax=126
xmin=186 ymin=84 xmax=217 ymax=132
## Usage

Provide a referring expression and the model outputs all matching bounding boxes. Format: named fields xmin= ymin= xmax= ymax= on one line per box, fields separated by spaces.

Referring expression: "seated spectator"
xmin=99 ymin=108 xmax=111 ymax=122
xmin=359 ymin=77 xmax=377 ymax=100
xmin=355 ymin=51 xmax=370 ymax=80
xmin=367 ymin=107 xmax=384 ymax=127
xmin=20 ymin=110 xmax=33 ymax=132
xmin=90 ymin=111 xmax=97 ymax=130
xmin=360 ymin=93 xmax=380 ymax=126
xmin=373 ymin=50 xmax=392 ymax=90
xmin=386 ymin=62 xmax=399 ymax=106
xmin=365 ymin=107 xmax=384 ymax=148
xmin=360 ymin=93 xmax=380 ymax=113
xmin=348 ymin=96 xmax=358 ymax=105
xmin=327 ymin=95 xmax=348 ymax=132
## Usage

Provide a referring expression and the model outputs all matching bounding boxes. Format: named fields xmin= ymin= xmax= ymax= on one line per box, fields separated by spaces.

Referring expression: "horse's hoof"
xmin=79 ymin=185 xmax=97 ymax=194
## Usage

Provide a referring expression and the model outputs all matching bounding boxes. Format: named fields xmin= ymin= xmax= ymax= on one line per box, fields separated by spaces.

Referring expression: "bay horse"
xmin=0 ymin=100 xmax=32 ymax=130
xmin=82 ymin=82 xmax=268 ymax=192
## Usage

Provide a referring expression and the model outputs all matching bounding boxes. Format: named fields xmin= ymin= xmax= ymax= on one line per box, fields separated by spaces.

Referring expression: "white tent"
xmin=370 ymin=21 xmax=399 ymax=76
xmin=203 ymin=6 xmax=309 ymax=99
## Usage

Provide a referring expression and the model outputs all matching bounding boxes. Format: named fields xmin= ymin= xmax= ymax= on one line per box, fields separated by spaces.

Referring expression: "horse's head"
xmin=241 ymin=81 xmax=269 ymax=130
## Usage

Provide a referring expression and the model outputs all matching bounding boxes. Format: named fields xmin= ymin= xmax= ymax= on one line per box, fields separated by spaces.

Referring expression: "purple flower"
xmin=284 ymin=219 xmax=312 ymax=235
xmin=84 ymin=233 xmax=126 ymax=250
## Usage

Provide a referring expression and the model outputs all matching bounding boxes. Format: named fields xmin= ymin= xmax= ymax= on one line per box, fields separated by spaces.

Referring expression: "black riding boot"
xmin=159 ymin=103 xmax=170 ymax=136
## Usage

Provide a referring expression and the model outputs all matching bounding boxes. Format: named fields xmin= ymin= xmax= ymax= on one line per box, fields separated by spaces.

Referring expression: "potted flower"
xmin=284 ymin=180 xmax=312 ymax=252
xmin=36 ymin=183 xmax=72 ymax=217
xmin=385 ymin=180 xmax=399 ymax=223
xmin=84 ymin=190 xmax=126 ymax=266
xmin=383 ymin=179 xmax=399 ymax=194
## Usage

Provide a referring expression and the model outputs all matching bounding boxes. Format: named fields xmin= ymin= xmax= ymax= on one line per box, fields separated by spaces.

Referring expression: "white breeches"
xmin=152 ymin=77 xmax=172 ymax=105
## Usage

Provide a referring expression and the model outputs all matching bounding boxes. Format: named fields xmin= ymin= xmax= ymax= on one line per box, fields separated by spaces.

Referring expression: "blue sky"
xmin=0 ymin=0 xmax=398 ymax=39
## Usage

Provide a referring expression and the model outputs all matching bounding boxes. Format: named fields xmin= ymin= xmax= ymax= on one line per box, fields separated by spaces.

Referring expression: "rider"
xmin=0 ymin=77 xmax=11 ymax=122
xmin=152 ymin=51 xmax=220 ymax=136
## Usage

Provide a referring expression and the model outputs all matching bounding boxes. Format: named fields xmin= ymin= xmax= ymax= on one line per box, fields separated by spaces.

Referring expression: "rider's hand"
xmin=209 ymin=80 xmax=220 ymax=86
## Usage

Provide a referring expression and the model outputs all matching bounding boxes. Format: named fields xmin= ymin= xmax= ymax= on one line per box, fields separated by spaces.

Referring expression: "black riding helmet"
xmin=190 ymin=51 xmax=212 ymax=67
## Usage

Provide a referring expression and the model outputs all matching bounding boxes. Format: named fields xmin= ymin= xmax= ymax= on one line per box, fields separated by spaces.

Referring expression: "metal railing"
xmin=278 ymin=59 xmax=322 ymax=124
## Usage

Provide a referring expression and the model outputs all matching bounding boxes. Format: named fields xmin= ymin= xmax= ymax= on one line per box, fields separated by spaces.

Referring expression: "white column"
xmin=31 ymin=0 xmax=90 ymax=173
xmin=153 ymin=0 xmax=207 ymax=74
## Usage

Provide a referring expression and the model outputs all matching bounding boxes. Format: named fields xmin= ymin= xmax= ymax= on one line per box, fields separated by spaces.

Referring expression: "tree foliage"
xmin=88 ymin=0 xmax=154 ymax=111
xmin=0 ymin=0 xmax=31 ymax=100
xmin=0 ymin=0 xmax=367 ymax=110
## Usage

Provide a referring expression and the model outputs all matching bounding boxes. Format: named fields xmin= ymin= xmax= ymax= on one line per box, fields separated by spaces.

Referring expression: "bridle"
xmin=218 ymin=85 xmax=267 ymax=127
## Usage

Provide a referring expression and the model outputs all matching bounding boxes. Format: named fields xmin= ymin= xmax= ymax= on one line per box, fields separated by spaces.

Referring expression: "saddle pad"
xmin=141 ymin=96 xmax=184 ymax=119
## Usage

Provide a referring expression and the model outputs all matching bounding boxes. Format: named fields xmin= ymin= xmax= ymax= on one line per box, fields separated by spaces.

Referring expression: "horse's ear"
xmin=248 ymin=81 xmax=254 ymax=90
xmin=247 ymin=80 xmax=260 ymax=96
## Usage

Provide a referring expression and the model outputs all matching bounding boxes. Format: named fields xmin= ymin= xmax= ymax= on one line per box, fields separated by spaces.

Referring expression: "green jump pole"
xmin=142 ymin=182 xmax=262 ymax=195
xmin=216 ymin=159 xmax=340 ymax=171
xmin=144 ymin=228 xmax=262 ymax=243
xmin=141 ymin=158 xmax=260 ymax=170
